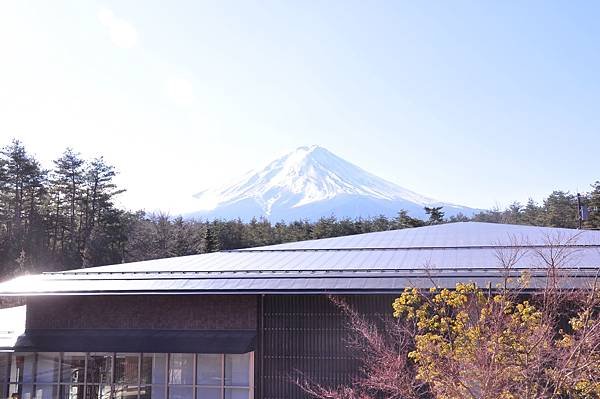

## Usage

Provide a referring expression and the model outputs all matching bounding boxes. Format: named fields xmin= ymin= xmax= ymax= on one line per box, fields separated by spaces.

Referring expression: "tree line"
xmin=1 ymin=139 xmax=599 ymax=278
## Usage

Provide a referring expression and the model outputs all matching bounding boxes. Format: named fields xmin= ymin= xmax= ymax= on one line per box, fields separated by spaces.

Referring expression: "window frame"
xmin=1 ymin=351 xmax=253 ymax=399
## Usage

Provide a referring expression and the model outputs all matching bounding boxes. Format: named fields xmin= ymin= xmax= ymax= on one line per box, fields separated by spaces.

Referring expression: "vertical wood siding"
xmin=260 ymin=295 xmax=396 ymax=399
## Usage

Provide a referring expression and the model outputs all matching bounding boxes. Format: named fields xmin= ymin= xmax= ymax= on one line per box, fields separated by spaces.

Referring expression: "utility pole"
xmin=577 ymin=193 xmax=583 ymax=229
xmin=577 ymin=193 xmax=590 ymax=229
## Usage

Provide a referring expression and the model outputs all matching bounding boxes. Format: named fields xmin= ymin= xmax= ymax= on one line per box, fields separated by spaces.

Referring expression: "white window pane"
xmin=168 ymin=354 xmax=193 ymax=385
xmin=224 ymin=388 xmax=250 ymax=399
xmin=168 ymin=386 xmax=193 ymax=399
xmin=224 ymin=354 xmax=250 ymax=386
xmin=197 ymin=387 xmax=221 ymax=399
xmin=197 ymin=354 xmax=221 ymax=386
xmin=36 ymin=353 xmax=60 ymax=383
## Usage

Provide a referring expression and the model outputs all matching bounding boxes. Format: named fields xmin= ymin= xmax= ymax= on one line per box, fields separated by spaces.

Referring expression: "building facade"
xmin=1 ymin=222 xmax=599 ymax=399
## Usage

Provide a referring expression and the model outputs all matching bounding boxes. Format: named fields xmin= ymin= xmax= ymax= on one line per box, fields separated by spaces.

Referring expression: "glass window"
xmin=168 ymin=354 xmax=193 ymax=385
xmin=140 ymin=354 xmax=167 ymax=399
xmin=224 ymin=388 xmax=250 ymax=399
xmin=140 ymin=354 xmax=166 ymax=385
xmin=0 ymin=351 xmax=253 ymax=399
xmin=61 ymin=353 xmax=86 ymax=384
xmin=224 ymin=354 xmax=250 ymax=387
xmin=197 ymin=354 xmax=221 ymax=386
xmin=85 ymin=384 xmax=111 ymax=399
xmin=197 ymin=387 xmax=221 ymax=399
xmin=34 ymin=384 xmax=59 ymax=399
xmin=10 ymin=353 xmax=35 ymax=383
xmin=21 ymin=384 xmax=34 ymax=399
xmin=115 ymin=353 xmax=139 ymax=384
xmin=114 ymin=353 xmax=140 ymax=399
xmin=139 ymin=385 xmax=166 ymax=399
xmin=86 ymin=353 xmax=113 ymax=385
xmin=59 ymin=384 xmax=84 ymax=399
xmin=113 ymin=383 xmax=139 ymax=399
xmin=36 ymin=353 xmax=60 ymax=383
xmin=7 ymin=383 xmax=18 ymax=399
xmin=7 ymin=383 xmax=34 ymax=399
xmin=168 ymin=386 xmax=193 ymax=399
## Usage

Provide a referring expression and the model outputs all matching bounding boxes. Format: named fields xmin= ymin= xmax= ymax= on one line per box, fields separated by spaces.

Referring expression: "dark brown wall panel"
xmin=26 ymin=295 xmax=257 ymax=330
xmin=260 ymin=295 xmax=396 ymax=399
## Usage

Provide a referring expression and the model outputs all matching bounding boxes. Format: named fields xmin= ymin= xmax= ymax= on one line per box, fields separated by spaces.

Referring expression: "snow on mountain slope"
xmin=189 ymin=145 xmax=478 ymax=221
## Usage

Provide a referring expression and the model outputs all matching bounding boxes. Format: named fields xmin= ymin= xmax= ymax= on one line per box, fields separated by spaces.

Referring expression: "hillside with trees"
xmin=1 ymin=139 xmax=599 ymax=278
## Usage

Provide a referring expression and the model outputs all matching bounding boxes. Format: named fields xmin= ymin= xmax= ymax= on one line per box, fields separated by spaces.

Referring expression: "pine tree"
xmin=204 ymin=224 xmax=220 ymax=253
xmin=0 ymin=140 xmax=48 ymax=274
xmin=583 ymin=182 xmax=600 ymax=229
xmin=51 ymin=148 xmax=85 ymax=265
xmin=170 ymin=217 xmax=202 ymax=256
xmin=395 ymin=210 xmax=426 ymax=228
xmin=542 ymin=191 xmax=577 ymax=228
xmin=81 ymin=157 xmax=125 ymax=264
xmin=522 ymin=199 xmax=542 ymax=226
xmin=503 ymin=202 xmax=523 ymax=224
xmin=424 ymin=206 xmax=445 ymax=225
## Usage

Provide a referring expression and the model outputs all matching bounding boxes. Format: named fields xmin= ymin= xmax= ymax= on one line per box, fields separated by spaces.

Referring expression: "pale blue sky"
xmin=1 ymin=1 xmax=599 ymax=213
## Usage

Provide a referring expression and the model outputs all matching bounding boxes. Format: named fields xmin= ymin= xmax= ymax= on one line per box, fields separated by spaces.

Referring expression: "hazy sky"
xmin=1 ymin=1 xmax=599 ymax=213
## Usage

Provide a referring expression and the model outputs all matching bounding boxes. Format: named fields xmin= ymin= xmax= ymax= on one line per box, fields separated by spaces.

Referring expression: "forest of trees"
xmin=2 ymin=139 xmax=600 ymax=279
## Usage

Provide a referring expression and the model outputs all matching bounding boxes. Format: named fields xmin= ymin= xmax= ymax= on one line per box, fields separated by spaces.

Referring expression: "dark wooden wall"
xmin=257 ymin=294 xmax=397 ymax=399
xmin=26 ymin=294 xmax=257 ymax=330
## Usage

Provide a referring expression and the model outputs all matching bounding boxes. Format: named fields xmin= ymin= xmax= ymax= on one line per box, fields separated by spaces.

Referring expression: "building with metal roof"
xmin=0 ymin=222 xmax=599 ymax=296
xmin=0 ymin=222 xmax=598 ymax=399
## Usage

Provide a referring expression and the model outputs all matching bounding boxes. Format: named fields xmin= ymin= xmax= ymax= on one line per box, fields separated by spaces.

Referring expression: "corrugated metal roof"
xmin=242 ymin=222 xmax=600 ymax=250
xmin=0 ymin=222 xmax=599 ymax=295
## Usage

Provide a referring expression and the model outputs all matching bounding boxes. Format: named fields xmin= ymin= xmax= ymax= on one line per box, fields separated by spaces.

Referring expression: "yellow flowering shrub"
xmin=391 ymin=283 xmax=600 ymax=399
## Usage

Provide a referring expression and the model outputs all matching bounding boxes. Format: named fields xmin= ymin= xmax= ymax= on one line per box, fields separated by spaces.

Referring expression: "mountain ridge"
xmin=188 ymin=145 xmax=479 ymax=221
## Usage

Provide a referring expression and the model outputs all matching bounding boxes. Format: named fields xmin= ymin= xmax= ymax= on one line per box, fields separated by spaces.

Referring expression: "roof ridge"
xmin=232 ymin=243 xmax=600 ymax=252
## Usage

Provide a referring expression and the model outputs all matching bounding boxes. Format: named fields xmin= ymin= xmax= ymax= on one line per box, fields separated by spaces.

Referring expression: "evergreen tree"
xmin=81 ymin=157 xmax=125 ymax=265
xmin=542 ymin=191 xmax=577 ymax=228
xmin=522 ymin=199 xmax=542 ymax=226
xmin=204 ymin=223 xmax=220 ymax=253
xmin=395 ymin=210 xmax=425 ymax=228
xmin=584 ymin=182 xmax=600 ymax=229
xmin=503 ymin=202 xmax=523 ymax=224
xmin=170 ymin=217 xmax=202 ymax=256
xmin=424 ymin=206 xmax=445 ymax=224
xmin=312 ymin=215 xmax=340 ymax=238
xmin=51 ymin=148 xmax=85 ymax=265
xmin=0 ymin=140 xmax=48 ymax=274
xmin=472 ymin=207 xmax=503 ymax=223
xmin=447 ymin=212 xmax=470 ymax=223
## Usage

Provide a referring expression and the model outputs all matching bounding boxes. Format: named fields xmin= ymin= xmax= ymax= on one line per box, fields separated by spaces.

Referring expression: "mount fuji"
xmin=188 ymin=145 xmax=479 ymax=221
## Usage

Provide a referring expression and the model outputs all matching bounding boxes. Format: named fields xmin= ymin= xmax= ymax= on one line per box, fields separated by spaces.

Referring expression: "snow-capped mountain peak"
xmin=190 ymin=146 xmax=476 ymax=221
